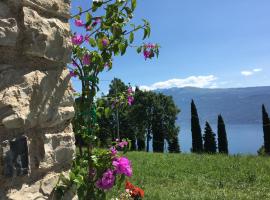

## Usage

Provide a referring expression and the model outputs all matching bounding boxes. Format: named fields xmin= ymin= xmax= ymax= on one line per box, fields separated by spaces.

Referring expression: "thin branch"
xmin=120 ymin=0 xmax=130 ymax=12
xmin=72 ymin=58 xmax=85 ymax=88
xmin=124 ymin=24 xmax=147 ymax=35
xmin=71 ymin=0 xmax=113 ymax=19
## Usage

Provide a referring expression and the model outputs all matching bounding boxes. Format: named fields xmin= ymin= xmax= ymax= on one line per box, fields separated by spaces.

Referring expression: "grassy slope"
xmin=108 ymin=152 xmax=270 ymax=200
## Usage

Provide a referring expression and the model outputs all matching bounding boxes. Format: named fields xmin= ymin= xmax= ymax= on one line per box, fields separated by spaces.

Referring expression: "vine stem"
xmin=70 ymin=0 xmax=113 ymax=19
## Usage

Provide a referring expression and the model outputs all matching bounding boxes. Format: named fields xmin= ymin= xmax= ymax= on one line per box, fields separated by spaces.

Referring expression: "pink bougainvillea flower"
xmin=102 ymin=38 xmax=109 ymax=47
xmin=110 ymin=147 xmax=117 ymax=156
xmin=112 ymin=157 xmax=132 ymax=177
xmin=69 ymin=70 xmax=77 ymax=77
xmin=71 ymin=34 xmax=84 ymax=45
xmin=127 ymin=96 xmax=134 ymax=105
xmin=143 ymin=50 xmax=151 ymax=60
xmin=84 ymin=34 xmax=90 ymax=42
xmin=95 ymin=169 xmax=115 ymax=190
xmin=86 ymin=25 xmax=92 ymax=31
xmin=118 ymin=141 xmax=128 ymax=148
xmin=147 ymin=43 xmax=156 ymax=49
xmin=75 ymin=19 xmax=84 ymax=27
xmin=82 ymin=54 xmax=91 ymax=65
xmin=127 ymin=87 xmax=133 ymax=94
xmin=92 ymin=18 xmax=101 ymax=26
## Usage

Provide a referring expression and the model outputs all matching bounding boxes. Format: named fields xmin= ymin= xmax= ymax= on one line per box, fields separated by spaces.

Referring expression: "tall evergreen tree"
xmin=191 ymin=99 xmax=203 ymax=153
xmin=203 ymin=121 xmax=217 ymax=153
xmin=217 ymin=115 xmax=228 ymax=154
xmin=262 ymin=104 xmax=270 ymax=155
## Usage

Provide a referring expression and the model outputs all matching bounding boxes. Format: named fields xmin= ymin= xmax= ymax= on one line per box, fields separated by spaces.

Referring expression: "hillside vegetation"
xmin=108 ymin=152 xmax=270 ymax=200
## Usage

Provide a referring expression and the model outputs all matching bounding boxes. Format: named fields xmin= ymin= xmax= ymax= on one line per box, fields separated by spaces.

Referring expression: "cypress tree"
xmin=191 ymin=99 xmax=203 ymax=153
xmin=262 ymin=104 xmax=270 ymax=154
xmin=203 ymin=121 xmax=217 ymax=153
xmin=168 ymin=136 xmax=180 ymax=153
xmin=217 ymin=115 xmax=228 ymax=154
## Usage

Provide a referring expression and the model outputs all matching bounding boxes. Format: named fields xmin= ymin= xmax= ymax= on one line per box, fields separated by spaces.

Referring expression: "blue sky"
xmin=70 ymin=0 xmax=270 ymax=93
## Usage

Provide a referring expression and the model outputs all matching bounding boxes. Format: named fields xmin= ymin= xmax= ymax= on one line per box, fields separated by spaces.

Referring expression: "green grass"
xmin=108 ymin=152 xmax=270 ymax=200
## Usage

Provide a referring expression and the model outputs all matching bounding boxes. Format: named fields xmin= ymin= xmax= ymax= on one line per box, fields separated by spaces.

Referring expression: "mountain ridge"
xmin=158 ymin=86 xmax=270 ymax=125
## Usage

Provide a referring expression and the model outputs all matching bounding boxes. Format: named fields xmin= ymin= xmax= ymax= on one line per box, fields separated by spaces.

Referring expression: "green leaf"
xmin=89 ymin=38 xmax=96 ymax=47
xmin=69 ymin=172 xmax=76 ymax=181
xmin=129 ymin=32 xmax=134 ymax=43
xmin=104 ymin=107 xmax=110 ymax=118
xmin=119 ymin=41 xmax=128 ymax=56
xmin=124 ymin=7 xmax=132 ymax=15
xmin=97 ymin=39 xmax=104 ymax=51
xmin=86 ymin=12 xmax=92 ymax=23
xmin=143 ymin=27 xmax=150 ymax=40
xmin=143 ymin=28 xmax=147 ymax=40
xmin=147 ymin=26 xmax=151 ymax=37
xmin=137 ymin=46 xmax=142 ymax=53
xmin=156 ymin=47 xmax=160 ymax=58
xmin=92 ymin=5 xmax=98 ymax=12
xmin=113 ymin=44 xmax=120 ymax=56
xmin=77 ymin=6 xmax=82 ymax=14
xmin=131 ymin=0 xmax=137 ymax=11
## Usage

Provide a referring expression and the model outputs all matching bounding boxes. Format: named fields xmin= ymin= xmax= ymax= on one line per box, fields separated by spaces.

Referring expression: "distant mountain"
xmin=158 ymin=86 xmax=270 ymax=125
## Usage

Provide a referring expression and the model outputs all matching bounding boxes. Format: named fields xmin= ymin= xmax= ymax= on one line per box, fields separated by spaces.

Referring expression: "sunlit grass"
xmin=107 ymin=152 xmax=270 ymax=200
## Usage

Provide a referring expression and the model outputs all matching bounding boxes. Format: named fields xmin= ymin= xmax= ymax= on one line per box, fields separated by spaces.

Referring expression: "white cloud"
xmin=241 ymin=71 xmax=253 ymax=76
xmin=139 ymin=75 xmax=218 ymax=91
xmin=253 ymin=68 xmax=262 ymax=72
xmin=241 ymin=68 xmax=263 ymax=76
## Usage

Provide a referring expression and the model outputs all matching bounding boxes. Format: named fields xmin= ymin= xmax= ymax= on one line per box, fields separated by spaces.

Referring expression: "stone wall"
xmin=0 ymin=0 xmax=76 ymax=199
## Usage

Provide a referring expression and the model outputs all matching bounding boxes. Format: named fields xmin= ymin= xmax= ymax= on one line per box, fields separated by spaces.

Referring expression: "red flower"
xmin=125 ymin=181 xmax=135 ymax=190
xmin=125 ymin=181 xmax=144 ymax=198
xmin=131 ymin=187 xmax=144 ymax=198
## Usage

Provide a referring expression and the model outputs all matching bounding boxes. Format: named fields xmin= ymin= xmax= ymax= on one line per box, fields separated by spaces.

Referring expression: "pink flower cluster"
xmin=143 ymin=43 xmax=156 ymax=60
xmin=115 ymin=139 xmax=129 ymax=148
xmin=74 ymin=18 xmax=101 ymax=29
xmin=71 ymin=18 xmax=109 ymax=48
xmin=71 ymin=34 xmax=91 ymax=46
xmin=127 ymin=87 xmax=134 ymax=105
xmin=71 ymin=34 xmax=84 ymax=45
xmin=95 ymin=169 xmax=115 ymax=190
xmin=102 ymin=38 xmax=109 ymax=47
xmin=92 ymin=18 xmax=101 ymax=26
xmin=110 ymin=146 xmax=118 ymax=156
xmin=113 ymin=157 xmax=132 ymax=177
xmin=95 ymin=140 xmax=132 ymax=190
xmin=95 ymin=156 xmax=132 ymax=190
xmin=75 ymin=19 xmax=84 ymax=27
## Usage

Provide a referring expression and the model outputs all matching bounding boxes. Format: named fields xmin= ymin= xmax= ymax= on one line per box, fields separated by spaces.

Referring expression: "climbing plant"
xmin=55 ymin=0 xmax=159 ymax=199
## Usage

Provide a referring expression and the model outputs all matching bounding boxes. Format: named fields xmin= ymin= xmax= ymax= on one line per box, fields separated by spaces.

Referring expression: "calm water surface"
xmin=179 ymin=123 xmax=263 ymax=155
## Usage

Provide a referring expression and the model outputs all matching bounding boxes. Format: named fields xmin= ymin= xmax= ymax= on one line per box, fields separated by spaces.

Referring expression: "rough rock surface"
xmin=0 ymin=0 xmax=76 ymax=199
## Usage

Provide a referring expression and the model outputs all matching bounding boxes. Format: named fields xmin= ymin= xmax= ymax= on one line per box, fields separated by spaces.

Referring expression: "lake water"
xmin=179 ymin=123 xmax=264 ymax=155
